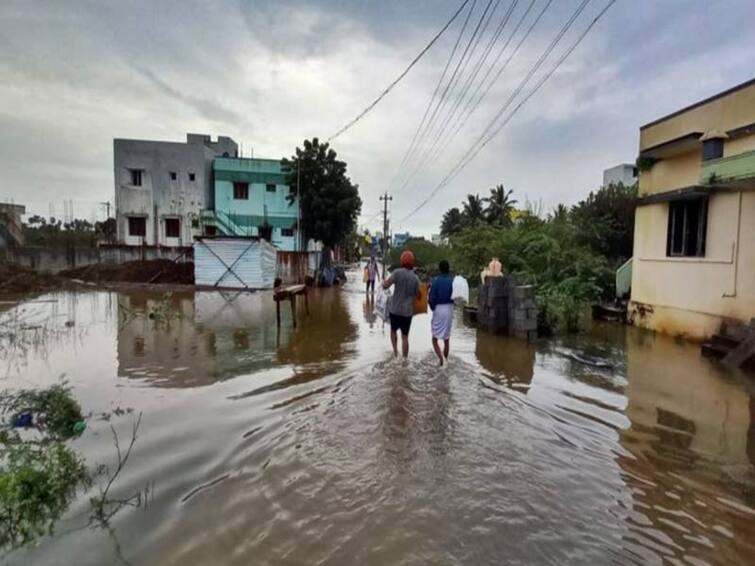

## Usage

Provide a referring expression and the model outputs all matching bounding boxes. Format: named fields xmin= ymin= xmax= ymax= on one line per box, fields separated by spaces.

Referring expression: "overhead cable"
xmin=398 ymin=0 xmax=617 ymax=222
xmin=327 ymin=0 xmax=472 ymax=142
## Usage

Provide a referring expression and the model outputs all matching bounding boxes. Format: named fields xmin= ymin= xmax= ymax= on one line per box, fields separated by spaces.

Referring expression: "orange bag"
xmin=413 ymin=282 xmax=428 ymax=315
xmin=362 ymin=268 xmax=369 ymax=283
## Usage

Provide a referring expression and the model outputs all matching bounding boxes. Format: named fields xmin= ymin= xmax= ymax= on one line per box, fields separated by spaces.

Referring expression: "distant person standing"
xmin=383 ymin=250 xmax=420 ymax=358
xmin=365 ymin=256 xmax=378 ymax=294
xmin=429 ymin=260 xmax=454 ymax=366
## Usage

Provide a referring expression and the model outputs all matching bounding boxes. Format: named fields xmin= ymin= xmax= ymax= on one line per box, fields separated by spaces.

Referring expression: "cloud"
xmin=130 ymin=65 xmax=250 ymax=128
xmin=1 ymin=0 xmax=754 ymax=235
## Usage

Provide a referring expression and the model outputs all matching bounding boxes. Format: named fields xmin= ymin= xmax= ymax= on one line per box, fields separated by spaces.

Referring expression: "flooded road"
xmin=4 ymin=272 xmax=755 ymax=565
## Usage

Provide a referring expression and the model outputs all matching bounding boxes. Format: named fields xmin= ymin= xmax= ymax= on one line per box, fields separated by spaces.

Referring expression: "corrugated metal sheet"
xmin=194 ymin=238 xmax=277 ymax=289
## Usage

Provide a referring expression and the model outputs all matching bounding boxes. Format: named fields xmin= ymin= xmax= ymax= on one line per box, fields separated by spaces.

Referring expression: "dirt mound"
xmin=0 ymin=262 xmax=75 ymax=294
xmin=60 ymin=260 xmax=194 ymax=285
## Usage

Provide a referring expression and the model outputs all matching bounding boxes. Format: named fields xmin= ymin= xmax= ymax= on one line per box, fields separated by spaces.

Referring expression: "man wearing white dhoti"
xmin=429 ymin=260 xmax=454 ymax=366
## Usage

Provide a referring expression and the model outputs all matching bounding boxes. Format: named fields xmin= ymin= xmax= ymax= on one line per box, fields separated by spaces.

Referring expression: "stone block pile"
xmin=477 ymin=275 xmax=538 ymax=341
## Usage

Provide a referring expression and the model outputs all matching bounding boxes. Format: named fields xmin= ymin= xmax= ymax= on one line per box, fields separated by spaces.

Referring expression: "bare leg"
xmin=402 ymin=334 xmax=409 ymax=358
xmin=443 ymin=338 xmax=450 ymax=360
xmin=432 ymin=337 xmax=444 ymax=366
xmin=390 ymin=329 xmax=398 ymax=357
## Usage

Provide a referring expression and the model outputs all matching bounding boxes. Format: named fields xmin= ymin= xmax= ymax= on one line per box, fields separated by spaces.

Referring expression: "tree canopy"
xmin=484 ymin=184 xmax=517 ymax=226
xmin=283 ymin=138 xmax=361 ymax=249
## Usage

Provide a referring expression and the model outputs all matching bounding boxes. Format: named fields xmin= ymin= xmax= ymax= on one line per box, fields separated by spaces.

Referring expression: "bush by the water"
xmin=447 ymin=218 xmax=610 ymax=332
xmin=0 ymin=383 xmax=88 ymax=549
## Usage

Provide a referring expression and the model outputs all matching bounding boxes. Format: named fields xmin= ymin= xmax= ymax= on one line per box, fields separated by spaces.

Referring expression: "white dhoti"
xmin=431 ymin=303 xmax=454 ymax=340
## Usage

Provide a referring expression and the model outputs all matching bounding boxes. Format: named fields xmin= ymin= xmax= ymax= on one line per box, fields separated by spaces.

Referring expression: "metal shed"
xmin=194 ymin=237 xmax=277 ymax=289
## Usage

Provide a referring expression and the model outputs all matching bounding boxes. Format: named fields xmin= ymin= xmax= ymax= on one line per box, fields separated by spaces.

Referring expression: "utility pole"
xmin=100 ymin=201 xmax=111 ymax=219
xmin=380 ymin=192 xmax=392 ymax=278
xmin=296 ymin=154 xmax=301 ymax=253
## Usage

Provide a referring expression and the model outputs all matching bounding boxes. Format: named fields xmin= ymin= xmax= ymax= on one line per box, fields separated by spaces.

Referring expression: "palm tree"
xmin=440 ymin=207 xmax=464 ymax=238
xmin=484 ymin=185 xmax=517 ymax=226
xmin=462 ymin=194 xmax=486 ymax=225
xmin=549 ymin=203 xmax=569 ymax=223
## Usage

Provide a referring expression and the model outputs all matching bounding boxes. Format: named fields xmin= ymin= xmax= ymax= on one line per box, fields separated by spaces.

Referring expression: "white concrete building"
xmin=603 ymin=163 xmax=638 ymax=187
xmin=114 ymin=133 xmax=238 ymax=247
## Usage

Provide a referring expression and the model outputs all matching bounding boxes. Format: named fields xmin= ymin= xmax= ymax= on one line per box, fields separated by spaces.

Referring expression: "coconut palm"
xmin=462 ymin=194 xmax=486 ymax=225
xmin=549 ymin=203 xmax=570 ymax=223
xmin=484 ymin=185 xmax=517 ymax=226
xmin=440 ymin=207 xmax=464 ymax=238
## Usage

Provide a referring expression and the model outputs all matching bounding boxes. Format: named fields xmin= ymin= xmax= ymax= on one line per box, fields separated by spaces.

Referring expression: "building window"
xmin=667 ymin=199 xmax=707 ymax=257
xmin=128 ymin=216 xmax=146 ymax=237
xmin=130 ymin=169 xmax=143 ymax=186
xmin=702 ymin=138 xmax=724 ymax=161
xmin=281 ymin=227 xmax=294 ymax=237
xmin=165 ymin=218 xmax=180 ymax=238
xmin=233 ymin=182 xmax=249 ymax=200
xmin=189 ymin=172 xmax=196 ymax=182
xmin=170 ymin=171 xmax=177 ymax=180
xmin=266 ymin=183 xmax=276 ymax=193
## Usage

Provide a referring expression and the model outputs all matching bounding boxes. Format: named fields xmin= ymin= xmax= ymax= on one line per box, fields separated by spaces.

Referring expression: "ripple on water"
xmin=3 ymin=287 xmax=755 ymax=565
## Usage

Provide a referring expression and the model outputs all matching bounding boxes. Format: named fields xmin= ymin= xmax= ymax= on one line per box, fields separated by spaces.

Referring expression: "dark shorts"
xmin=389 ymin=313 xmax=412 ymax=336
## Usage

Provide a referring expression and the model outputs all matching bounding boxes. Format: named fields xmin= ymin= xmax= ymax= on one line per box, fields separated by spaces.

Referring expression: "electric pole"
xmin=380 ymin=192 xmax=392 ymax=278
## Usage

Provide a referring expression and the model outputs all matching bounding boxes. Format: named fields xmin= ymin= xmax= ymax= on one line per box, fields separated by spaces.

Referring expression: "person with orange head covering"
xmin=382 ymin=249 xmax=420 ymax=358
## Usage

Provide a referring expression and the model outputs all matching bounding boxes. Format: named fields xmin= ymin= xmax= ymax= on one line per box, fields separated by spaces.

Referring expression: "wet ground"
xmin=3 ymin=271 xmax=755 ymax=565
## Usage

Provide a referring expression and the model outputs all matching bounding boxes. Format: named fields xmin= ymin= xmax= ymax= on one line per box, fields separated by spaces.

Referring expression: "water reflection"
xmin=362 ymin=294 xmax=377 ymax=328
xmin=117 ymin=287 xmax=358 ymax=388
xmin=474 ymin=330 xmax=536 ymax=391
xmin=617 ymin=329 xmax=755 ymax=562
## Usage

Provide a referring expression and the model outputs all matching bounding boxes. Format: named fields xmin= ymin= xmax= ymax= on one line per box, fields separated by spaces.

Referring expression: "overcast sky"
xmin=1 ymin=0 xmax=754 ymax=236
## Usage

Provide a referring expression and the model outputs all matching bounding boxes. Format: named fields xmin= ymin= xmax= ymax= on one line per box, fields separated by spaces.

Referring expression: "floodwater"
xmin=3 ymin=272 xmax=755 ymax=565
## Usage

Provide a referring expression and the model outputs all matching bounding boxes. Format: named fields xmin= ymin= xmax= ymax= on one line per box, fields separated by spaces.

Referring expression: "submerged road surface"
xmin=3 ymin=270 xmax=755 ymax=565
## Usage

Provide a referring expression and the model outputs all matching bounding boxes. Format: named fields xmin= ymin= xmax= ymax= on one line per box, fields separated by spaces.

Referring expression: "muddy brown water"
xmin=3 ymin=271 xmax=755 ymax=565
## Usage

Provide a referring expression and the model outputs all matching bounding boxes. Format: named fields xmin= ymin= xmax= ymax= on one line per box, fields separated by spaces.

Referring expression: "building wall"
xmin=630 ymin=80 xmax=755 ymax=339
xmin=602 ymin=164 xmax=637 ymax=187
xmin=639 ymin=79 xmax=755 ymax=150
xmin=212 ymin=157 xmax=300 ymax=251
xmin=114 ymin=134 xmax=237 ymax=247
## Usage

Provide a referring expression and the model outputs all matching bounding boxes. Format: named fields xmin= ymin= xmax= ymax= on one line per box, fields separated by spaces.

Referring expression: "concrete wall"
xmin=0 ymin=245 xmax=192 ymax=273
xmin=114 ymin=134 xmax=237 ymax=247
xmin=630 ymin=81 xmax=755 ymax=339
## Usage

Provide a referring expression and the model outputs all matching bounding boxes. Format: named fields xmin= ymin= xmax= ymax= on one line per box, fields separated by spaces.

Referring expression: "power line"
xmin=393 ymin=0 xmax=497 ymax=183
xmin=392 ymin=0 xmax=537 ymax=196
xmin=422 ymin=0 xmax=544 ymax=165
xmin=327 ymin=0 xmax=472 ymax=142
xmin=390 ymin=0 xmax=479 ymax=183
xmin=399 ymin=0 xmax=616 ymax=223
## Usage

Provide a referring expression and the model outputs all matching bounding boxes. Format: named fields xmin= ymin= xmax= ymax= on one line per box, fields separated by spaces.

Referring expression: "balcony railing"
xmin=700 ymin=149 xmax=755 ymax=188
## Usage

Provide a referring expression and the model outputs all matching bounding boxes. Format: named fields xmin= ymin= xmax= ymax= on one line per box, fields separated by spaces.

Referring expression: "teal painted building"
xmin=203 ymin=157 xmax=300 ymax=251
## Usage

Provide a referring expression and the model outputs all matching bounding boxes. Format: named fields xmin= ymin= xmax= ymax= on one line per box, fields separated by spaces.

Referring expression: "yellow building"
xmin=629 ymin=78 xmax=755 ymax=340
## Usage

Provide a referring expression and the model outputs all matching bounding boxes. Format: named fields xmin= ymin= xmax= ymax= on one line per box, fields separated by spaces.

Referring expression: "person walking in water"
xmin=429 ymin=259 xmax=454 ymax=366
xmin=383 ymin=250 xmax=420 ymax=358
xmin=365 ymin=256 xmax=378 ymax=294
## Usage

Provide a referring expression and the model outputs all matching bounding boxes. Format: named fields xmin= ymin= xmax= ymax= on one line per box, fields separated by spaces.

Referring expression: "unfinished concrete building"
xmin=114 ymin=133 xmax=238 ymax=247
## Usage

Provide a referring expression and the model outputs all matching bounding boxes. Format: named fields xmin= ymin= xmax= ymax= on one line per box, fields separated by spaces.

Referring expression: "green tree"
xmin=387 ymin=238 xmax=449 ymax=273
xmin=548 ymin=203 xmax=569 ymax=223
xmin=282 ymin=138 xmax=362 ymax=251
xmin=570 ymin=182 xmax=637 ymax=262
xmin=484 ymin=184 xmax=517 ymax=226
xmin=462 ymin=194 xmax=485 ymax=225
xmin=440 ymin=207 xmax=464 ymax=238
